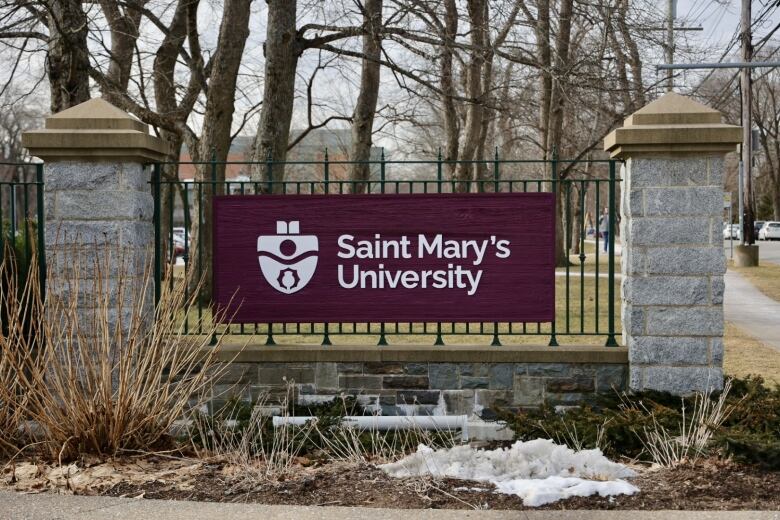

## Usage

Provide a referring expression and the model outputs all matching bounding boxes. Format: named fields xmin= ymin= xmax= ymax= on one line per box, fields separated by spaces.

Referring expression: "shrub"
xmin=498 ymin=376 xmax=780 ymax=468
xmin=0 ymin=244 xmax=231 ymax=461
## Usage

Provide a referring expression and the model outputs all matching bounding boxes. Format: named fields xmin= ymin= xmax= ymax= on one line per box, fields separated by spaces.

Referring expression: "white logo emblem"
xmin=257 ymin=221 xmax=318 ymax=294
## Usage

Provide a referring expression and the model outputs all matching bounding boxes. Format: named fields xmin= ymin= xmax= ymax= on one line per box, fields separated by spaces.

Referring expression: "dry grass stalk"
xmin=639 ymin=379 xmax=738 ymax=467
xmin=194 ymin=382 xmax=317 ymax=487
xmin=0 ymin=244 xmax=233 ymax=461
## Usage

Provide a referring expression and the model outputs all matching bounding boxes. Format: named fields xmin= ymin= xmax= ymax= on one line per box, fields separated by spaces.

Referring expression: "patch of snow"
xmin=379 ymin=438 xmax=639 ymax=507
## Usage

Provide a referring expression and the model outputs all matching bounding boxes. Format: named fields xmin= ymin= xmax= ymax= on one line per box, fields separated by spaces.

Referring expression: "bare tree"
xmin=350 ymin=0 xmax=383 ymax=194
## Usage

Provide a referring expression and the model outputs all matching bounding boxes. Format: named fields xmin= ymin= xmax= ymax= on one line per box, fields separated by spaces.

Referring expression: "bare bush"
xmin=0 ymin=245 xmax=232 ymax=461
xmin=638 ymin=379 xmax=738 ymax=467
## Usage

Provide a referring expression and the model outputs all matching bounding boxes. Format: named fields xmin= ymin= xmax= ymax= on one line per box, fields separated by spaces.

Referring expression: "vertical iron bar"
xmin=153 ymin=163 xmax=162 ymax=305
xmin=266 ymin=151 xmax=273 ymax=194
xmin=183 ymin=182 xmax=190 ymax=333
xmin=565 ymin=181 xmax=571 ymax=333
xmin=210 ymin=152 xmax=218 ymax=346
xmin=378 ymin=148 xmax=387 ymax=346
xmin=435 ymin=148 xmax=444 ymax=346
xmin=322 ymin=150 xmax=331 ymax=345
xmin=35 ymin=164 xmax=46 ymax=299
xmin=579 ymin=181 xmax=586 ymax=333
xmin=549 ymin=152 xmax=559 ymax=347
xmin=606 ymin=161 xmax=618 ymax=347
xmin=493 ymin=147 xmax=500 ymax=192
xmin=595 ymin=181 xmax=600 ymax=333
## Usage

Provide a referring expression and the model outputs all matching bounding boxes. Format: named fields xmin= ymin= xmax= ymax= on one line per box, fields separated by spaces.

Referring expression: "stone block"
xmin=513 ymin=377 xmax=544 ymax=406
xmin=118 ymin=163 xmax=152 ymax=191
xmin=364 ymin=362 xmax=404 ymax=374
xmin=259 ymin=366 xmax=315 ymax=386
xmin=314 ymin=363 xmax=339 ymax=388
xmin=382 ymin=375 xmax=429 ymax=389
xmin=545 ymin=377 xmax=595 ymax=393
xmin=643 ymin=187 xmax=723 ymax=217
xmin=596 ymin=365 xmax=627 ymax=393
xmin=55 ymin=190 xmax=153 ymax=221
xmin=459 ymin=363 xmax=489 ymax=376
xmin=629 ymin=336 xmax=709 ymax=365
xmin=442 ymin=390 xmax=474 ymax=415
xmin=711 ymin=277 xmax=724 ymax=304
xmin=339 ymin=375 xmax=382 ymax=390
xmin=213 ymin=363 xmax=256 ymax=384
xmin=630 ymin=276 xmax=709 ymax=305
xmin=474 ymin=390 xmax=513 ymax=411
xmin=707 ymin=157 xmax=724 ymax=185
xmin=630 ymin=217 xmax=710 ymax=246
xmin=45 ymin=162 xmax=124 ymax=190
xmin=710 ymin=338 xmax=724 ymax=365
xmin=623 ymin=305 xmax=645 ymax=335
xmin=625 ymin=188 xmax=643 ymax=217
xmin=525 ymin=363 xmax=571 ymax=376
xmin=337 ymin=363 xmax=363 ymax=374
xmin=623 ymin=248 xmax=646 ymax=276
xmin=429 ymin=364 xmax=458 ymax=389
xmin=404 ymin=363 xmax=428 ymax=375
xmin=489 ymin=364 xmax=514 ymax=389
xmin=641 ymin=366 xmax=724 ymax=394
xmin=460 ymin=376 xmax=489 ymax=389
xmin=645 ymin=307 xmax=723 ymax=336
xmin=396 ymin=390 xmax=440 ymax=405
xmin=629 ymin=157 xmax=708 ymax=188
xmin=646 ymin=247 xmax=726 ymax=275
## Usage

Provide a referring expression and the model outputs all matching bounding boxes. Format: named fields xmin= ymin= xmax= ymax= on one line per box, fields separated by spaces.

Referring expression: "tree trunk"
xmin=441 ymin=0 xmax=459 ymax=184
xmin=189 ymin=0 xmax=251 ymax=301
xmin=548 ymin=0 xmax=574 ymax=267
xmin=250 ymin=0 xmax=300 ymax=192
xmin=47 ymin=0 xmax=91 ymax=112
xmin=99 ymin=0 xmax=144 ymax=103
xmin=455 ymin=0 xmax=486 ymax=192
xmin=350 ymin=0 xmax=383 ymax=194
xmin=536 ymin=0 xmax=551 ymax=161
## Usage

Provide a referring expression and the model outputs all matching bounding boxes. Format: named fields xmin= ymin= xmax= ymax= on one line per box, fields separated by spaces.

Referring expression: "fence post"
xmin=604 ymin=92 xmax=741 ymax=395
xmin=22 ymin=98 xmax=169 ymax=356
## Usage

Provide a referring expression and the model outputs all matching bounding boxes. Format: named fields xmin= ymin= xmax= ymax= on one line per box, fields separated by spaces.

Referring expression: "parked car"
xmin=754 ymin=221 xmax=766 ymax=239
xmin=723 ymin=224 xmax=741 ymax=240
xmin=759 ymin=221 xmax=780 ymax=241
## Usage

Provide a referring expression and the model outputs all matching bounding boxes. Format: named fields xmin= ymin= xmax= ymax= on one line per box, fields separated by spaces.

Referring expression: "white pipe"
xmin=272 ymin=415 xmax=469 ymax=441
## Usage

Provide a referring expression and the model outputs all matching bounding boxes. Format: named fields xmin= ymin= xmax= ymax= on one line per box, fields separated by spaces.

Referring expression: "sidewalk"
xmin=0 ymin=491 xmax=778 ymax=520
xmin=724 ymin=270 xmax=780 ymax=351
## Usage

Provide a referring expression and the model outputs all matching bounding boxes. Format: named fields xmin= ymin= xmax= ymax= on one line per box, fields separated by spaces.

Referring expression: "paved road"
xmin=724 ymin=240 xmax=780 ymax=265
xmin=724 ymin=269 xmax=780 ymax=351
xmin=0 ymin=491 xmax=777 ymax=520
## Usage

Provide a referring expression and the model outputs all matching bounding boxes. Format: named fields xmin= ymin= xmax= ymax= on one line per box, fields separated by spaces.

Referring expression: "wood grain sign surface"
xmin=213 ymin=193 xmax=555 ymax=323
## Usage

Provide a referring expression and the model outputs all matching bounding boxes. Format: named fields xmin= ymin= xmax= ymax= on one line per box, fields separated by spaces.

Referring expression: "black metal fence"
xmin=152 ymin=155 xmax=621 ymax=347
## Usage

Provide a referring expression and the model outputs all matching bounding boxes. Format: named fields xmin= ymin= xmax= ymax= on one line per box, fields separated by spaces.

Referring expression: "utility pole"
xmin=667 ymin=0 xmax=675 ymax=91
xmin=741 ymin=0 xmax=755 ymax=245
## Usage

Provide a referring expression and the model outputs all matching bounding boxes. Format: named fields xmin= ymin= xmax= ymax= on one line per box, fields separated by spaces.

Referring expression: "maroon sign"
xmin=213 ymin=193 xmax=554 ymax=323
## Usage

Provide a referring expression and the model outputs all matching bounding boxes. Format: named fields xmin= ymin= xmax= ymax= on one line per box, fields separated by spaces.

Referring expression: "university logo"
xmin=257 ymin=221 xmax=318 ymax=294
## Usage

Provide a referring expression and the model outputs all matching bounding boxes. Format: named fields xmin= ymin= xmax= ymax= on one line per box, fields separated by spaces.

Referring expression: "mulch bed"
xmin=99 ymin=458 xmax=780 ymax=510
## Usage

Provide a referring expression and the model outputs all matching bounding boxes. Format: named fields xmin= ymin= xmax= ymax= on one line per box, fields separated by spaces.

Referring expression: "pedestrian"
xmin=599 ymin=207 xmax=610 ymax=252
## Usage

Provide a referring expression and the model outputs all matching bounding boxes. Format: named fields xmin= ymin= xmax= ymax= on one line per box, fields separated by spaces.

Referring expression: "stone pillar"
xmin=22 ymin=98 xmax=168 ymax=331
xmin=604 ymin=93 xmax=741 ymax=395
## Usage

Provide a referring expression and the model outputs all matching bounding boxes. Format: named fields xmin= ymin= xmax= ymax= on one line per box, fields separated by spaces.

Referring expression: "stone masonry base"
xmin=208 ymin=346 xmax=628 ymax=416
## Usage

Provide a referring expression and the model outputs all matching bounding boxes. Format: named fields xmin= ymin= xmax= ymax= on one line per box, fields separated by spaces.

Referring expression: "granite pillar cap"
xmin=22 ymin=98 xmax=170 ymax=162
xmin=603 ymin=92 xmax=742 ymax=158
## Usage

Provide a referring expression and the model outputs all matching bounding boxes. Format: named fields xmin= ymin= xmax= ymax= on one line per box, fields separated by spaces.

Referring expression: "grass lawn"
xmin=730 ymin=262 xmax=780 ymax=302
xmin=724 ymin=322 xmax=780 ymax=387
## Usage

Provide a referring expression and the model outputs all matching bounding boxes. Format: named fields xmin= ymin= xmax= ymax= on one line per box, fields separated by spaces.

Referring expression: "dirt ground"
xmin=3 ymin=456 xmax=778 ymax=511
